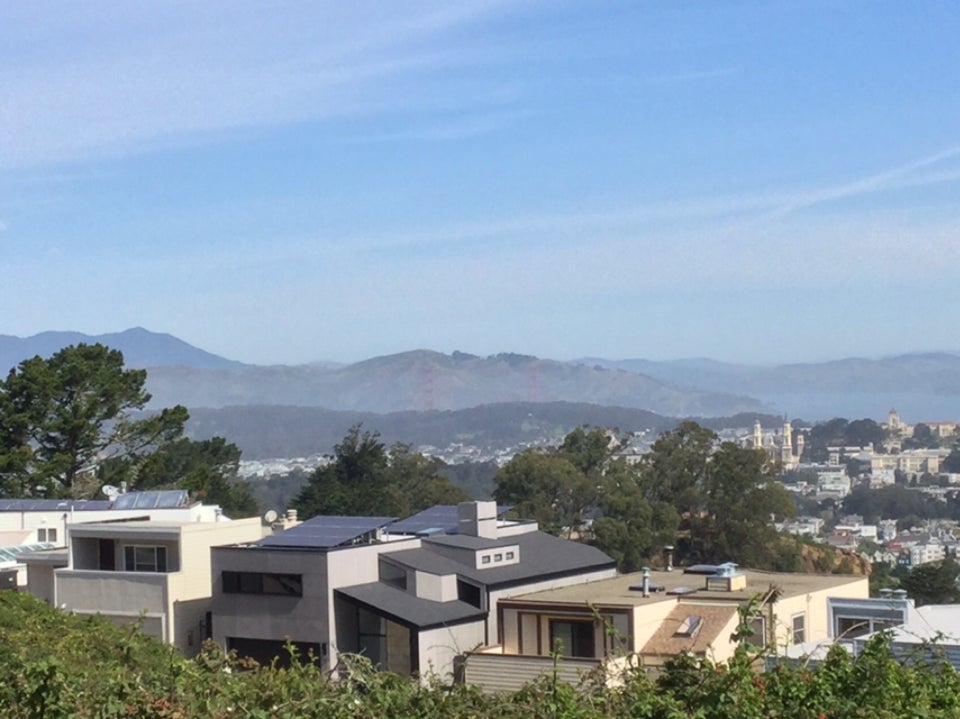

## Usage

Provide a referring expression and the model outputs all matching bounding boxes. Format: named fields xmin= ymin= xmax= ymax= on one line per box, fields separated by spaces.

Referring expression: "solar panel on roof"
xmin=261 ymin=515 xmax=396 ymax=549
xmin=0 ymin=499 xmax=111 ymax=512
xmin=112 ymin=489 xmax=188 ymax=510
xmin=388 ymin=504 xmax=513 ymax=536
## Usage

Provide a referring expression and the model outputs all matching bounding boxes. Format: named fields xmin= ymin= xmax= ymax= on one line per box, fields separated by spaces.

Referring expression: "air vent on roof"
xmin=629 ymin=582 xmax=664 ymax=593
xmin=683 ymin=564 xmax=718 ymax=575
xmin=667 ymin=586 xmax=698 ymax=595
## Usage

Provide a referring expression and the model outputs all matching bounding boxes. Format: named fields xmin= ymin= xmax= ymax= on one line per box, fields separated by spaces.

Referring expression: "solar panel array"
xmin=112 ymin=490 xmax=189 ymax=510
xmin=387 ymin=504 xmax=512 ymax=536
xmin=260 ymin=515 xmax=397 ymax=549
xmin=0 ymin=499 xmax=111 ymax=512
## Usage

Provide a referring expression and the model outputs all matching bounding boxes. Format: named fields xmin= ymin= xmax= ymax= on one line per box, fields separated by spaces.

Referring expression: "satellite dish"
xmin=263 ymin=509 xmax=279 ymax=524
xmin=102 ymin=485 xmax=120 ymax=500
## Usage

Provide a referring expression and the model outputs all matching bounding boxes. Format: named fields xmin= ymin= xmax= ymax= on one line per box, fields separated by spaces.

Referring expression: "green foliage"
xmin=0 ymin=344 xmax=182 ymax=496
xmin=292 ymin=425 xmax=469 ymax=519
xmin=804 ymin=417 xmax=887 ymax=462
xmin=900 ymin=557 xmax=960 ymax=606
xmin=904 ymin=423 xmax=941 ymax=450
xmin=494 ymin=422 xmax=797 ymax=571
xmin=843 ymin=484 xmax=954 ymax=524
xmin=100 ymin=435 xmax=258 ymax=517
xmin=4 ymin=591 xmax=960 ymax=718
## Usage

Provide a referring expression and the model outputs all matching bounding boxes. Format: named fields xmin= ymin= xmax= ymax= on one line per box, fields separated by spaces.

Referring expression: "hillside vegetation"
xmin=4 ymin=589 xmax=960 ymax=718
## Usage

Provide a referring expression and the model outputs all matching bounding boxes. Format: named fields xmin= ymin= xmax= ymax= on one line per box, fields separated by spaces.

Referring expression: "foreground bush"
xmin=2 ymin=592 xmax=960 ymax=718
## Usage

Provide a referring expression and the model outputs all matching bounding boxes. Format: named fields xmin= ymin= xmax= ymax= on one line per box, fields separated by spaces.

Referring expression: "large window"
xmin=379 ymin=561 xmax=407 ymax=591
xmin=124 ymin=545 xmax=167 ymax=573
xmin=549 ymin=619 xmax=595 ymax=658
xmin=457 ymin=579 xmax=482 ymax=608
xmin=222 ymin=571 xmax=302 ymax=596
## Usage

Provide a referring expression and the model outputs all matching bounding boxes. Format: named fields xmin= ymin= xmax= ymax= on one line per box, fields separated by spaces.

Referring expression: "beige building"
xmin=463 ymin=563 xmax=868 ymax=692
xmin=25 ymin=516 xmax=263 ymax=657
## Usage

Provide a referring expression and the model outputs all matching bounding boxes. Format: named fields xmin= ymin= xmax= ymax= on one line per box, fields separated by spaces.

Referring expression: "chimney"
xmin=641 ymin=566 xmax=651 ymax=597
xmin=664 ymin=545 xmax=674 ymax=572
xmin=458 ymin=501 xmax=498 ymax=539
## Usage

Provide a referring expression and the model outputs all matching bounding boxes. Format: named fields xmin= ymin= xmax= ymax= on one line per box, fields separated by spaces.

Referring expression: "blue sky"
xmin=2 ymin=1 xmax=959 ymax=365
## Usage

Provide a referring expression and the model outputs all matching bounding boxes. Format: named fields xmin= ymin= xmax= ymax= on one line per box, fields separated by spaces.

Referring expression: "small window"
xmin=505 ymin=551 xmax=515 ymax=560
xmin=37 ymin=528 xmax=57 ymax=543
xmin=792 ymin=613 xmax=806 ymax=644
xmin=481 ymin=555 xmax=491 ymax=565
xmin=745 ymin=616 xmax=766 ymax=647
xmin=494 ymin=553 xmax=503 ymax=562
xmin=674 ymin=615 xmax=702 ymax=638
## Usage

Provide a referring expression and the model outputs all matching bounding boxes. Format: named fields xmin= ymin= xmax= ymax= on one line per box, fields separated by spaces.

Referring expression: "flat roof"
xmin=386 ymin=531 xmax=615 ymax=588
xmin=506 ymin=568 xmax=867 ymax=607
xmin=336 ymin=583 xmax=486 ymax=630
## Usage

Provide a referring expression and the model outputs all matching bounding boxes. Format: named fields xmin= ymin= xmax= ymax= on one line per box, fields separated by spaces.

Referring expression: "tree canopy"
xmin=0 ymin=343 xmax=257 ymax=516
xmin=291 ymin=425 xmax=470 ymax=519
xmin=0 ymin=344 xmax=188 ymax=497
xmin=494 ymin=422 xmax=796 ymax=571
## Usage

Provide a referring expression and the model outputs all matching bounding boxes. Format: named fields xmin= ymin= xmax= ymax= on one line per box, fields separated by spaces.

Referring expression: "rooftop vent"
xmin=705 ymin=562 xmax=746 ymax=592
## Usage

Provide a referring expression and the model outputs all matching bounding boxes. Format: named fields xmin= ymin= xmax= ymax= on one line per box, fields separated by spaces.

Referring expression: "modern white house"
xmin=210 ymin=501 xmax=617 ymax=677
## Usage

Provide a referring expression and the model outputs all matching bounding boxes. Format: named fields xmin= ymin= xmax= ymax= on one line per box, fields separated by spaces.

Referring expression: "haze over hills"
xmin=578 ymin=354 xmax=960 ymax=420
xmin=5 ymin=328 xmax=960 ymax=423
xmin=0 ymin=327 xmax=244 ymax=372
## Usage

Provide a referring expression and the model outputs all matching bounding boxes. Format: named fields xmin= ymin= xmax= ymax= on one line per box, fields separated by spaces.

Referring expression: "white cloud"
xmin=0 ymin=1 xmax=521 ymax=169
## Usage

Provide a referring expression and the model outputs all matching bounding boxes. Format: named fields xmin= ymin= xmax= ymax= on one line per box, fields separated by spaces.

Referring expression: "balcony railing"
xmin=55 ymin=569 xmax=170 ymax=614
xmin=462 ymin=646 xmax=631 ymax=693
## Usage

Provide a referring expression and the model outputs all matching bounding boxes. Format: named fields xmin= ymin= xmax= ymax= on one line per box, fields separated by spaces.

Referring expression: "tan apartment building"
xmin=463 ymin=563 xmax=868 ymax=692
xmin=25 ymin=516 xmax=263 ymax=657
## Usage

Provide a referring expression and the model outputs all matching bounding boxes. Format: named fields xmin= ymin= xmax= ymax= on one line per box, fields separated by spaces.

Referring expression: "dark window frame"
xmin=222 ymin=571 xmax=303 ymax=597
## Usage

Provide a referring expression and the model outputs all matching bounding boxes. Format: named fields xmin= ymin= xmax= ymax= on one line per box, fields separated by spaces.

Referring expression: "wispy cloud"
xmin=0 ymin=1 xmax=521 ymax=169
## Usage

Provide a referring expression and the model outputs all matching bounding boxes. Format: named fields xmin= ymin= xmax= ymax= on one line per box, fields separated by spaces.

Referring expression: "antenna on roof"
xmin=101 ymin=485 xmax=120 ymax=501
xmin=263 ymin=509 xmax=279 ymax=525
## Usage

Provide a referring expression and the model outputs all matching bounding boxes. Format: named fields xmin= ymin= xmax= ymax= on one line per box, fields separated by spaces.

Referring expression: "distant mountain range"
xmin=4 ymin=328 xmax=960 ymax=424
xmin=0 ymin=327 xmax=244 ymax=372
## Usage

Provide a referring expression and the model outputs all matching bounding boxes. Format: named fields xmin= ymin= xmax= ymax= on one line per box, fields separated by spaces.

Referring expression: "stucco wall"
xmin=418 ymin=620 xmax=486 ymax=679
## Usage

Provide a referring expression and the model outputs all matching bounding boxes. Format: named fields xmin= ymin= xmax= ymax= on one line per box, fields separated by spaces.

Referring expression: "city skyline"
xmin=2 ymin=2 xmax=959 ymax=365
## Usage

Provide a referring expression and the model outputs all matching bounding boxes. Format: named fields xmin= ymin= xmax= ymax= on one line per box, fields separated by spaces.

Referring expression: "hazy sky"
xmin=2 ymin=1 xmax=959 ymax=366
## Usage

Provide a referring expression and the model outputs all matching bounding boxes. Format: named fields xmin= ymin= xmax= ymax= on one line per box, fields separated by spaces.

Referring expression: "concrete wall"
xmin=212 ymin=547 xmax=331 ymax=661
xmin=418 ymin=620 xmax=486 ymax=679
xmin=212 ymin=538 xmax=420 ymax=671
xmin=414 ymin=571 xmax=457 ymax=602
xmin=26 ymin=564 xmax=56 ymax=604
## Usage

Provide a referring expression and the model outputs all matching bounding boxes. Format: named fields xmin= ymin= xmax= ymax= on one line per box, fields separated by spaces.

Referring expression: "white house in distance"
xmin=18 ymin=490 xmax=264 ymax=658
